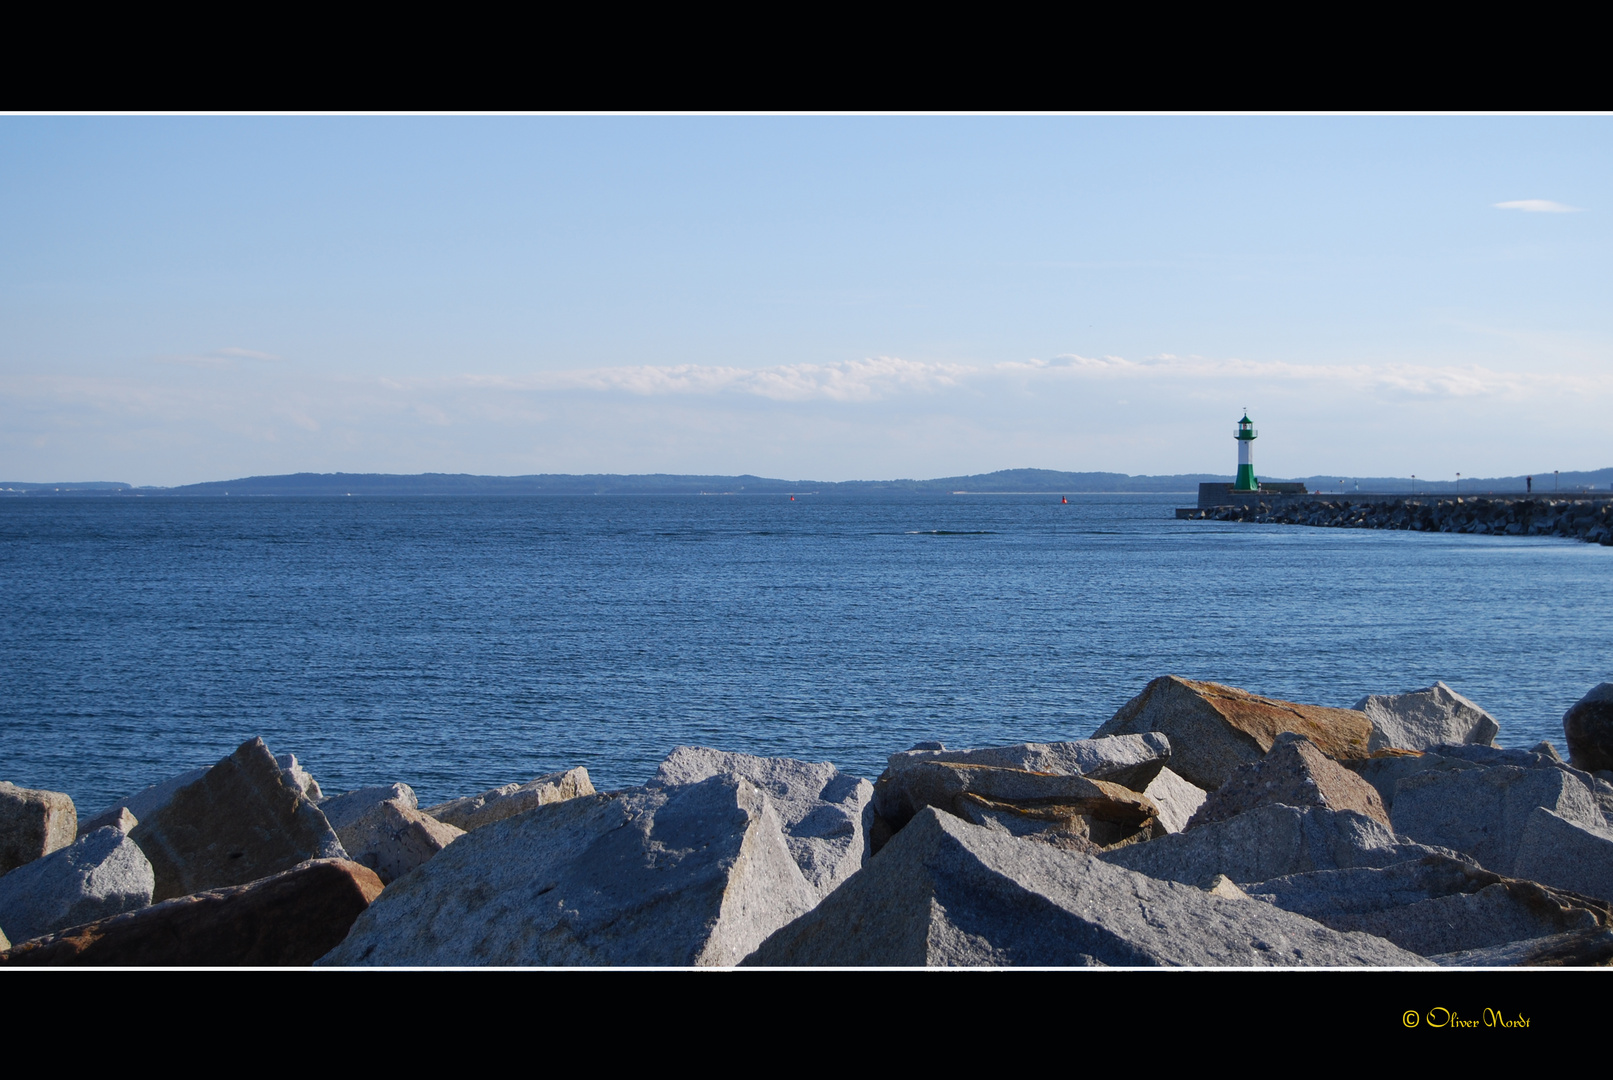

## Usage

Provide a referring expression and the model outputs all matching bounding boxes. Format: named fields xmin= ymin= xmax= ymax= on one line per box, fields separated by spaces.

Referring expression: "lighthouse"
xmin=1233 ymin=412 xmax=1258 ymax=491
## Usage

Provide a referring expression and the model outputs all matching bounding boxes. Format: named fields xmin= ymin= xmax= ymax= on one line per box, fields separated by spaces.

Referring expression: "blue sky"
xmin=2 ymin=115 xmax=1609 ymax=485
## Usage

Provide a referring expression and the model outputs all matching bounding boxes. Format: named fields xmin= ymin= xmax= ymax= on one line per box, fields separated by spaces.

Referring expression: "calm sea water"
xmin=2 ymin=493 xmax=1608 ymax=813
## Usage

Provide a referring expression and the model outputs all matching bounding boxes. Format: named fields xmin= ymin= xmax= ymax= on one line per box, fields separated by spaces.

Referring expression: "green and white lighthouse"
xmin=1233 ymin=412 xmax=1259 ymax=491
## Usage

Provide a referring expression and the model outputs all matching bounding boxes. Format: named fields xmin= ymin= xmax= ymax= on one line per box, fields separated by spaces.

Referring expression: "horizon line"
xmin=4 ymin=463 xmax=1611 ymax=492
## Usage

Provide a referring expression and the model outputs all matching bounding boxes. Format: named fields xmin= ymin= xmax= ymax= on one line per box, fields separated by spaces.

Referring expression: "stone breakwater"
xmin=1184 ymin=496 xmax=1613 ymax=545
xmin=5 ymin=678 xmax=1613 ymax=966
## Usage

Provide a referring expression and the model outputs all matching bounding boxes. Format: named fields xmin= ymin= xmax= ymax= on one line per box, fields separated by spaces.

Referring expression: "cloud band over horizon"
xmin=397 ymin=351 xmax=1612 ymax=403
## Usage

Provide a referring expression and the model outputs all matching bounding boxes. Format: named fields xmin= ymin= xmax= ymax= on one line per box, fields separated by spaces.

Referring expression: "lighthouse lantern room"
xmin=1233 ymin=412 xmax=1259 ymax=491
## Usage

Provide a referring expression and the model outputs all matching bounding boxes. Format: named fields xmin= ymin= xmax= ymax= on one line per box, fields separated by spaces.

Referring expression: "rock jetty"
xmin=1184 ymin=495 xmax=1613 ymax=545
xmin=5 ymin=676 xmax=1613 ymax=967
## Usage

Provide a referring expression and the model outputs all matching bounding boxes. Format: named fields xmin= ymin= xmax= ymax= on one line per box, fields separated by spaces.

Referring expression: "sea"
xmin=2 ymin=492 xmax=1609 ymax=814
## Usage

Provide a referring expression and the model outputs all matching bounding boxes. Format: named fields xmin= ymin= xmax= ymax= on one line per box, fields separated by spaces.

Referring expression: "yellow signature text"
xmin=1405 ymin=1008 xmax=1530 ymax=1029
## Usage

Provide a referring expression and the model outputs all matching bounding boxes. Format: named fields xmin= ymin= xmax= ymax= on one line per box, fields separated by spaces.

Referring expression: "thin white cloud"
xmin=996 ymin=352 xmax=1606 ymax=398
xmin=9 ymin=353 xmax=1611 ymax=440
xmin=375 ymin=351 xmax=1613 ymax=405
xmin=440 ymin=356 xmax=974 ymax=403
xmin=152 ymin=346 xmax=283 ymax=367
xmin=1493 ymin=199 xmax=1584 ymax=213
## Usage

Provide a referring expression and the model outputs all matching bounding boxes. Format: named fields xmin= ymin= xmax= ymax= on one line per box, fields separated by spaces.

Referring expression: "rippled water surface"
xmin=2 ymin=493 xmax=1608 ymax=812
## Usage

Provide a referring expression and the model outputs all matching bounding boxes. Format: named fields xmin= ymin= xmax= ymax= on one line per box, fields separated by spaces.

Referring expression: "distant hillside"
xmin=4 ymin=467 xmax=1610 ymax=497
xmin=159 ymin=470 xmax=1230 ymax=496
xmin=1288 ymin=469 xmax=1613 ymax=495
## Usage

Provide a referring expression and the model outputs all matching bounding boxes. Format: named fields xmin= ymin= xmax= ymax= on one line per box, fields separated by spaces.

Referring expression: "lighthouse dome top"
xmin=1238 ymin=413 xmax=1252 ymax=425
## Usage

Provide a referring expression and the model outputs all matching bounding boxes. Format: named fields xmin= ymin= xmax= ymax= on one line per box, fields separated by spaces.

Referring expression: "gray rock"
xmin=0 ymin=926 xmax=8 ymax=951
xmin=1349 ymin=746 xmax=1613 ymax=829
xmin=1101 ymin=804 xmax=1453 ymax=889
xmin=1188 ymin=732 xmax=1390 ymax=830
xmin=1353 ymin=682 xmax=1500 ymax=752
xmin=319 ymin=784 xmax=418 ymax=834
xmin=77 ymin=766 xmax=210 ymax=836
xmin=275 ymin=754 xmax=324 ymax=803
xmin=1438 ymin=743 xmax=1579 ymax=770
xmin=1144 ymin=768 xmax=1208 ymax=834
xmin=1093 ymin=676 xmax=1373 ymax=790
xmin=0 ymin=822 xmax=154 ymax=944
xmin=1511 ymin=806 xmax=1613 ymax=902
xmin=1345 ymin=752 xmax=1482 ymax=813
xmin=743 ymin=807 xmax=1427 ymax=967
xmin=334 ymin=799 xmax=463 ymax=885
xmin=130 ymin=737 xmax=347 ymax=901
xmin=1431 ymin=929 xmax=1613 ymax=967
xmin=649 ymin=747 xmax=872 ymax=896
xmin=1246 ymin=855 xmax=1610 ymax=956
xmin=886 ymin=733 xmax=1172 ymax=791
xmin=1429 ymin=743 xmax=1613 ymax=828
xmin=319 ymin=774 xmax=818 ymax=967
xmin=0 ymin=782 xmax=77 ymax=876
xmin=423 ymin=767 xmax=594 ymax=832
xmin=1390 ymin=765 xmax=1604 ymax=873
xmin=1564 ymin=683 xmax=1613 ymax=773
xmin=874 ymin=760 xmax=1161 ymax=848
xmin=82 ymin=751 xmax=326 ymax=837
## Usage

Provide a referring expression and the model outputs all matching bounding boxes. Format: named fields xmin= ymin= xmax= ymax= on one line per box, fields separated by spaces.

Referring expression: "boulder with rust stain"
xmin=874 ymin=759 xmax=1161 ymax=851
xmin=129 ymin=737 xmax=347 ymax=902
xmin=0 ymin=782 xmax=77 ymax=876
xmin=1188 ymin=732 xmax=1390 ymax=830
xmin=1093 ymin=676 xmax=1373 ymax=791
xmin=0 ymin=859 xmax=382 ymax=966
xmin=884 ymin=734 xmax=1172 ymax=792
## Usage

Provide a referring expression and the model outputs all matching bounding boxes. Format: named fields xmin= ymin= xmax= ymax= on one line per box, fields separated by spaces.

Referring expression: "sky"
xmin=2 ymin=115 xmax=1609 ymax=486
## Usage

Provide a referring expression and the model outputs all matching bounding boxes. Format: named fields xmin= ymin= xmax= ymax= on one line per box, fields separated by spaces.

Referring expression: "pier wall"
xmin=1189 ymin=482 xmax=1589 ymax=510
xmin=1176 ymin=494 xmax=1613 ymax=545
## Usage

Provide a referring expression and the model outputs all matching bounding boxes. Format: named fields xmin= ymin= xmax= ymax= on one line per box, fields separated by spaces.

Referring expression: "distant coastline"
xmin=3 ymin=466 xmax=1611 ymax=498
